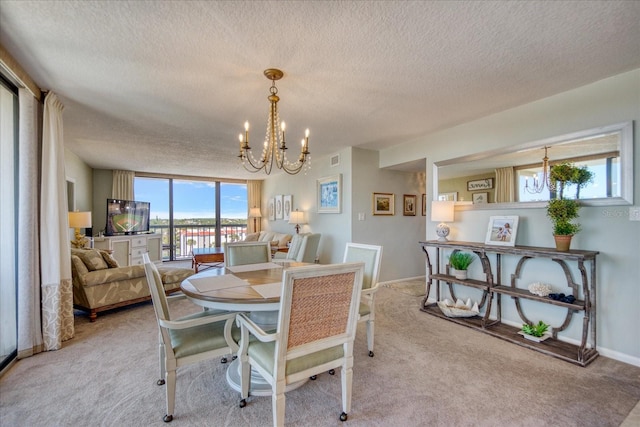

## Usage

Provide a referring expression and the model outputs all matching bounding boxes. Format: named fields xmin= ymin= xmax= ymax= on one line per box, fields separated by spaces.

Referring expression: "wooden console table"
xmin=419 ymin=240 xmax=599 ymax=366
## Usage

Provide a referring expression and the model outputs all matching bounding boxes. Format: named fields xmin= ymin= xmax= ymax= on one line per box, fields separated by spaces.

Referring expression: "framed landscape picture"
xmin=373 ymin=192 xmax=394 ymax=215
xmin=317 ymin=174 xmax=341 ymax=213
xmin=485 ymin=215 xmax=519 ymax=246
xmin=403 ymin=194 xmax=417 ymax=216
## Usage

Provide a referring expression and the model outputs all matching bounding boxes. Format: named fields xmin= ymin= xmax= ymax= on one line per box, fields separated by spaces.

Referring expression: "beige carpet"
xmin=2 ymin=282 xmax=640 ymax=426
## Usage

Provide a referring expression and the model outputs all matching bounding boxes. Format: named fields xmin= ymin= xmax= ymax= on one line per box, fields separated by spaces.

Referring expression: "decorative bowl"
xmin=437 ymin=298 xmax=480 ymax=318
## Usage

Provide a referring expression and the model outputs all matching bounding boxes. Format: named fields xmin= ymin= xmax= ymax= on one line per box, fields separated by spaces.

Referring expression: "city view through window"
xmin=134 ymin=177 xmax=248 ymax=260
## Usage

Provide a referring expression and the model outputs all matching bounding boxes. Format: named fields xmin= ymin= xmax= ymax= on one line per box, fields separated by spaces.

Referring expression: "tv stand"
xmin=94 ymin=234 xmax=162 ymax=266
xmin=419 ymin=240 xmax=598 ymax=366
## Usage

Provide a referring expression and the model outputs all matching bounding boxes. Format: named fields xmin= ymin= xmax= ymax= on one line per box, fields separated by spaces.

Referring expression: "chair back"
xmin=224 ymin=241 xmax=271 ymax=267
xmin=343 ymin=243 xmax=382 ymax=290
xmin=142 ymin=253 xmax=174 ymax=351
xmin=286 ymin=233 xmax=321 ymax=263
xmin=274 ymin=263 xmax=364 ymax=368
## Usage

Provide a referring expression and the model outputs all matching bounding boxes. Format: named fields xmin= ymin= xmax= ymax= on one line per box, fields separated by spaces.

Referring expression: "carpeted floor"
xmin=1 ymin=281 xmax=639 ymax=426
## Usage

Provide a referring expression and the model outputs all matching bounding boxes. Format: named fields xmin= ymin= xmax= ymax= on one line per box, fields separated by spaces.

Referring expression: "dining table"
xmin=180 ymin=260 xmax=307 ymax=396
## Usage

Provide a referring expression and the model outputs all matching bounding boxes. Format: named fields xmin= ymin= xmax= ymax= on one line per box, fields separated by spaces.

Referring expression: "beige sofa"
xmin=71 ymin=248 xmax=194 ymax=322
xmin=244 ymin=230 xmax=292 ymax=251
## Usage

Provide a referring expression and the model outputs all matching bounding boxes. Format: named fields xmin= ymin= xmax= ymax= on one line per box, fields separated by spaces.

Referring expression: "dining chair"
xmin=142 ymin=253 xmax=238 ymax=423
xmin=343 ymin=243 xmax=383 ymax=357
xmin=273 ymin=233 xmax=321 ymax=263
xmin=224 ymin=241 xmax=271 ymax=267
xmin=237 ymin=262 xmax=365 ymax=426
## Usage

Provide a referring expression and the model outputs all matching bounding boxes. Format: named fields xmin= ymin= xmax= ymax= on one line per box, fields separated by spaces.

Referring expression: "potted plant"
xmin=519 ymin=320 xmax=550 ymax=342
xmin=547 ymin=162 xmax=590 ymax=251
xmin=448 ymin=251 xmax=474 ymax=280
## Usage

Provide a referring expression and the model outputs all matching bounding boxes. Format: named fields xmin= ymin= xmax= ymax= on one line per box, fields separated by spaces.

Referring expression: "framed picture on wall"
xmin=275 ymin=195 xmax=284 ymax=220
xmin=373 ymin=192 xmax=394 ymax=215
xmin=485 ymin=215 xmax=519 ymax=246
xmin=268 ymin=198 xmax=275 ymax=221
xmin=403 ymin=194 xmax=417 ymax=216
xmin=472 ymin=192 xmax=488 ymax=204
xmin=317 ymin=174 xmax=342 ymax=213
xmin=422 ymin=194 xmax=427 ymax=216
xmin=283 ymin=195 xmax=292 ymax=220
xmin=438 ymin=192 xmax=458 ymax=201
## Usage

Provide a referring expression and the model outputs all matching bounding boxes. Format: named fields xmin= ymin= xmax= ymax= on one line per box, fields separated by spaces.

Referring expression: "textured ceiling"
xmin=1 ymin=1 xmax=639 ymax=179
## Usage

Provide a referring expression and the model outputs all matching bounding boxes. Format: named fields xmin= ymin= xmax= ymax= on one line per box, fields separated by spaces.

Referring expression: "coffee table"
xmin=191 ymin=247 xmax=224 ymax=273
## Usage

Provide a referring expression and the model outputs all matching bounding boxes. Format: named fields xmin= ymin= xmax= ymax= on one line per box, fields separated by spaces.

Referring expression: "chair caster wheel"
xmin=232 ymin=355 xmax=237 ymax=360
xmin=328 ymin=369 xmax=335 ymax=375
xmin=340 ymin=412 xmax=348 ymax=421
xmin=239 ymin=399 xmax=247 ymax=408
xmin=163 ymin=414 xmax=173 ymax=422
xmin=221 ymin=357 xmax=227 ymax=364
xmin=157 ymin=379 xmax=165 ymax=386
xmin=368 ymin=351 xmax=374 ymax=357
xmin=310 ymin=375 xmax=317 ymax=380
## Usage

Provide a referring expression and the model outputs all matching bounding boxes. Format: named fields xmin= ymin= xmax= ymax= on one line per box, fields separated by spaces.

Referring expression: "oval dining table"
xmin=180 ymin=261 xmax=308 ymax=396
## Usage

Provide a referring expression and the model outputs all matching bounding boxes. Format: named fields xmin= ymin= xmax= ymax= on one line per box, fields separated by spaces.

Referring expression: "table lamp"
xmin=249 ymin=207 xmax=262 ymax=232
xmin=69 ymin=211 xmax=92 ymax=248
xmin=431 ymin=201 xmax=454 ymax=241
xmin=288 ymin=209 xmax=306 ymax=234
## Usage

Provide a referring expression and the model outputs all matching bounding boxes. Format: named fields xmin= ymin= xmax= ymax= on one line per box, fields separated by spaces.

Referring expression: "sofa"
xmin=243 ymin=230 xmax=292 ymax=252
xmin=71 ymin=248 xmax=194 ymax=322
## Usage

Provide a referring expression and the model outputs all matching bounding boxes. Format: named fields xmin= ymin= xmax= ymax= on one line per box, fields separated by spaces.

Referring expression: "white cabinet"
xmin=94 ymin=234 xmax=162 ymax=266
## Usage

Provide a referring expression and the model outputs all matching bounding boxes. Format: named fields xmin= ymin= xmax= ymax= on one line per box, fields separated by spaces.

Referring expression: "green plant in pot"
xmin=448 ymin=251 xmax=474 ymax=280
xmin=520 ymin=320 xmax=550 ymax=342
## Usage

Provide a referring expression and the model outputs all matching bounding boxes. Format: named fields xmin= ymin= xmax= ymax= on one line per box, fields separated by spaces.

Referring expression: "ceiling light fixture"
xmin=524 ymin=146 xmax=556 ymax=194
xmin=237 ymin=68 xmax=310 ymax=175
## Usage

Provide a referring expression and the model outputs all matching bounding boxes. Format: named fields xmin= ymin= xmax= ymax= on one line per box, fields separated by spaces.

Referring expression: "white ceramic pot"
xmin=453 ymin=269 xmax=468 ymax=280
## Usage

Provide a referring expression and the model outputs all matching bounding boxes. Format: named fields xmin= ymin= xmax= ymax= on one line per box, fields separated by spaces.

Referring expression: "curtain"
xmin=247 ymin=180 xmax=262 ymax=233
xmin=495 ymin=167 xmax=515 ymax=203
xmin=112 ymin=170 xmax=134 ymax=200
xmin=17 ymin=88 xmax=43 ymax=358
xmin=40 ymin=92 xmax=73 ymax=350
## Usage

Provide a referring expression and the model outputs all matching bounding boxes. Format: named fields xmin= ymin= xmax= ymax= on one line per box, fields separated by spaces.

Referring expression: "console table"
xmin=419 ymin=240 xmax=599 ymax=366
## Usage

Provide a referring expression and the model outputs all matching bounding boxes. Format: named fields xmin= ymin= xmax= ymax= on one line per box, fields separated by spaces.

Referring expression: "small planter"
xmin=554 ymin=235 xmax=573 ymax=252
xmin=518 ymin=331 xmax=551 ymax=343
xmin=453 ymin=269 xmax=468 ymax=280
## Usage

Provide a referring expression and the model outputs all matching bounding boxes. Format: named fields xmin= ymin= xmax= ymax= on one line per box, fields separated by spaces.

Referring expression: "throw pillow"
xmin=244 ymin=232 xmax=260 ymax=242
xmin=99 ymin=250 xmax=120 ymax=268
xmin=72 ymin=248 xmax=108 ymax=271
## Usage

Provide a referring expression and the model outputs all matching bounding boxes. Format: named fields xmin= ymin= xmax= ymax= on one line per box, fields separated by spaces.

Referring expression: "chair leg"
xmin=272 ymin=381 xmax=286 ymax=427
xmin=157 ymin=342 xmax=166 ymax=385
xmin=366 ymin=318 xmax=375 ymax=357
xmin=164 ymin=369 xmax=176 ymax=422
xmin=239 ymin=352 xmax=250 ymax=405
xmin=341 ymin=360 xmax=353 ymax=421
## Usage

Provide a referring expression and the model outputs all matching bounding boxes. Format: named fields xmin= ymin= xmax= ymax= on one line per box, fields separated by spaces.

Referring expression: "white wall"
xmin=379 ymin=69 xmax=640 ymax=365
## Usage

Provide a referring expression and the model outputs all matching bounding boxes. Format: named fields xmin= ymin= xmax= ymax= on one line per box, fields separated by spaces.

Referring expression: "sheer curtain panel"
xmin=40 ymin=92 xmax=73 ymax=350
xmin=247 ymin=180 xmax=262 ymax=233
xmin=495 ymin=167 xmax=515 ymax=203
xmin=112 ymin=170 xmax=134 ymax=200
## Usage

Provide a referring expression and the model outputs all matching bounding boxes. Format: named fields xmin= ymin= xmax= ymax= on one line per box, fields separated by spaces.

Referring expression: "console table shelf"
xmin=420 ymin=240 xmax=599 ymax=367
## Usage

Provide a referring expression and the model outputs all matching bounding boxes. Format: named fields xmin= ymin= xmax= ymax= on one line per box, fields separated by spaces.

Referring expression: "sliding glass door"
xmin=0 ymin=77 xmax=18 ymax=372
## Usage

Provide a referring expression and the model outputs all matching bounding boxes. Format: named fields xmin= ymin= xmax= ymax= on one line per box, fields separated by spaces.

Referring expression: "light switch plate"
xmin=630 ymin=207 xmax=640 ymax=221
xmin=358 ymin=213 xmax=365 ymax=221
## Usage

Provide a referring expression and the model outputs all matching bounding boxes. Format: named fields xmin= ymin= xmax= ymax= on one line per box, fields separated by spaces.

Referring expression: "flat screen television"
xmin=105 ymin=199 xmax=151 ymax=235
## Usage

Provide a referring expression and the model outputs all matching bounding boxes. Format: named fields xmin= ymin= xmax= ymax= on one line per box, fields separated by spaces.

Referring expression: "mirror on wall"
xmin=434 ymin=121 xmax=633 ymax=209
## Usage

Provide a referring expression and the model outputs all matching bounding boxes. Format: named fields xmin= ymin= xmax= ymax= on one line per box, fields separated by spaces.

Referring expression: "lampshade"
xmin=249 ymin=207 xmax=262 ymax=218
xmin=288 ymin=210 xmax=306 ymax=225
xmin=431 ymin=201 xmax=454 ymax=242
xmin=431 ymin=201 xmax=454 ymax=222
xmin=68 ymin=211 xmax=92 ymax=229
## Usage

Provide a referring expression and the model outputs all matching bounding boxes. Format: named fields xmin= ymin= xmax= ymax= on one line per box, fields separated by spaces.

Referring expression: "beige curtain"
xmin=16 ymin=88 xmax=44 ymax=358
xmin=247 ymin=180 xmax=262 ymax=233
xmin=40 ymin=92 xmax=74 ymax=350
xmin=495 ymin=167 xmax=515 ymax=203
xmin=112 ymin=170 xmax=134 ymax=200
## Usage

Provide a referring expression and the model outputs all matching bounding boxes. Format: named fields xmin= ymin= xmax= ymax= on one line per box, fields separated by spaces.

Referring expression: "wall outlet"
xmin=358 ymin=213 xmax=365 ymax=221
xmin=630 ymin=207 xmax=640 ymax=221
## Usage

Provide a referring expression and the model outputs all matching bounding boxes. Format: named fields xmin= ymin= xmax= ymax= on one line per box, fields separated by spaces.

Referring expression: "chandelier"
xmin=237 ymin=68 xmax=310 ymax=175
xmin=524 ymin=146 xmax=556 ymax=194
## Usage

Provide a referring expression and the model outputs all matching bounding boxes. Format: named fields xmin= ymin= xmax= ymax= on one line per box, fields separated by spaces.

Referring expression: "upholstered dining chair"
xmin=237 ymin=262 xmax=365 ymax=426
xmin=142 ymin=253 xmax=238 ymax=423
xmin=224 ymin=241 xmax=271 ymax=267
xmin=343 ymin=243 xmax=383 ymax=357
xmin=273 ymin=233 xmax=321 ymax=263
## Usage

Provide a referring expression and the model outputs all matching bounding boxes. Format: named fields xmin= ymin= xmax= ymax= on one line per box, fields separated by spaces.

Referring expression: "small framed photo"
xmin=275 ymin=195 xmax=284 ymax=220
xmin=421 ymin=194 xmax=427 ymax=216
xmin=283 ymin=195 xmax=292 ymax=220
xmin=317 ymin=174 xmax=341 ymax=213
xmin=403 ymin=194 xmax=417 ymax=216
xmin=473 ymin=192 xmax=488 ymax=204
xmin=373 ymin=193 xmax=395 ymax=215
xmin=438 ymin=192 xmax=458 ymax=201
xmin=268 ymin=198 xmax=275 ymax=221
xmin=485 ymin=215 xmax=519 ymax=246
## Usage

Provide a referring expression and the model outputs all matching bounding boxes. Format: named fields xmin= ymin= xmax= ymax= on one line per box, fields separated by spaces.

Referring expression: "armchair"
xmin=273 ymin=233 xmax=321 ymax=263
xmin=237 ymin=262 xmax=364 ymax=426
xmin=343 ymin=243 xmax=383 ymax=357
xmin=142 ymin=253 xmax=238 ymax=423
